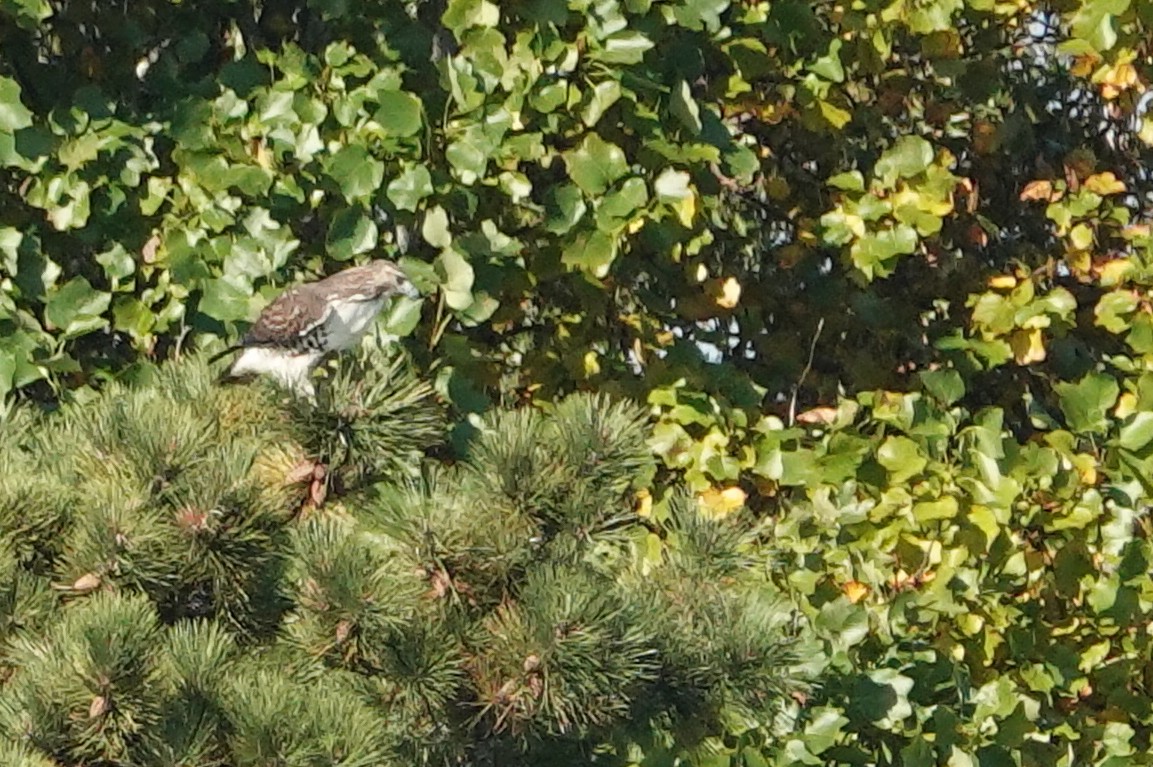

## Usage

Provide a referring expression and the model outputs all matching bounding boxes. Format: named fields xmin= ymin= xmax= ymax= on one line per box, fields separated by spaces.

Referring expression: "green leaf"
xmin=422 ymin=205 xmax=453 ymax=249
xmin=565 ymin=134 xmax=629 ymax=196
xmin=810 ymin=39 xmax=845 ymax=82
xmin=386 ymin=163 xmax=433 ymax=212
xmin=875 ymin=136 xmax=934 ymax=185
xmin=670 ymin=80 xmax=702 ymax=134
xmin=435 ymin=248 xmax=474 ymax=310
xmin=852 ymin=668 xmax=915 ymax=727
xmin=594 ymin=31 xmax=654 ymax=64
xmin=445 ymin=127 xmax=491 ymax=184
xmin=373 ymin=91 xmax=423 ymax=136
xmin=443 ymin=0 xmax=500 ymax=33
xmin=325 ymin=145 xmax=384 ymax=203
xmin=596 ymin=177 xmax=648 ymax=232
xmin=44 ymin=276 xmax=111 ymax=338
xmin=877 ymin=435 xmax=927 ymax=483
xmin=562 ymin=230 xmax=617 ymax=277
xmin=581 ymin=80 xmax=622 ymax=127
xmin=546 ymin=184 xmax=587 ymax=234
xmin=1070 ymin=0 xmax=1129 ymax=52
xmin=920 ymin=369 xmax=965 ymax=405
xmin=1055 ymin=372 xmax=1119 ymax=434
xmin=383 ymin=295 xmax=423 ymax=337
xmin=199 ymin=277 xmax=252 ymax=322
xmin=0 ymin=349 xmax=15 ymax=398
xmin=827 ymin=171 xmax=865 ymax=191
xmin=326 ymin=208 xmax=378 ymax=261
xmin=1118 ymin=412 xmax=1153 ymax=451
xmin=0 ymin=76 xmax=34 ymax=132
xmin=850 ymin=225 xmax=918 ymax=279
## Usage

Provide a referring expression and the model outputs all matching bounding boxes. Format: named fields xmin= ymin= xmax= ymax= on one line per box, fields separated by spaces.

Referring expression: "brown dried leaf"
xmin=796 ymin=406 xmax=838 ymax=425
xmin=141 ymin=234 xmax=160 ymax=264
xmin=285 ymin=460 xmax=317 ymax=485
xmin=1019 ymin=180 xmax=1057 ymax=202
xmin=89 ymin=695 xmax=109 ymax=718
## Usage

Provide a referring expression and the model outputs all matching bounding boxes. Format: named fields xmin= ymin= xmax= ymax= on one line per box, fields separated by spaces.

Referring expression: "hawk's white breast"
xmin=325 ymin=296 xmax=386 ymax=351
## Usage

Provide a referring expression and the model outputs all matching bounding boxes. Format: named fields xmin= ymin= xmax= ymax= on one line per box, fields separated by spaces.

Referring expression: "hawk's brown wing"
xmin=240 ymin=264 xmax=386 ymax=348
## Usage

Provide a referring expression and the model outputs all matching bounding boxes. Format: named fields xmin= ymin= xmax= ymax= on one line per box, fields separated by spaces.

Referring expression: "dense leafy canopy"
xmin=3 ymin=0 xmax=1153 ymax=763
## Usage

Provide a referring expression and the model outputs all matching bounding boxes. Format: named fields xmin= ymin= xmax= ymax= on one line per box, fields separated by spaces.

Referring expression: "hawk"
xmin=211 ymin=259 xmax=420 ymax=398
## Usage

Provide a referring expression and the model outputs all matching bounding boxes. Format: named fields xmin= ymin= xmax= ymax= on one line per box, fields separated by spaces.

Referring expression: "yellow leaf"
xmin=842 ymin=580 xmax=869 ymax=604
xmin=819 ymin=99 xmax=852 ymax=128
xmin=1069 ymin=53 xmax=1100 ymax=78
xmin=796 ymin=406 xmax=838 ymax=425
xmin=1116 ymin=392 xmax=1138 ymax=420
xmin=1069 ymin=223 xmax=1094 ymax=250
xmin=1097 ymin=258 xmax=1133 ymax=286
xmin=1095 ymin=62 xmax=1138 ymax=100
xmin=1084 ymin=171 xmax=1126 ymax=196
xmin=1072 ymin=453 xmax=1098 ymax=485
xmin=988 ymin=274 xmax=1017 ymax=290
xmin=635 ymin=489 xmax=653 ymax=518
xmin=697 ymin=486 xmax=747 ymax=518
xmin=1009 ymin=327 xmax=1046 ymax=365
xmin=583 ymin=350 xmax=600 ymax=377
xmin=1019 ymin=179 xmax=1057 ymax=202
xmin=673 ymin=191 xmax=697 ymax=227
xmin=715 ymin=277 xmax=741 ymax=309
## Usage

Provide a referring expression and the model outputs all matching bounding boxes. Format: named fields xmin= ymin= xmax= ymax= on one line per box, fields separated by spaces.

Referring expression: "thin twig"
xmin=788 ymin=317 xmax=825 ymax=427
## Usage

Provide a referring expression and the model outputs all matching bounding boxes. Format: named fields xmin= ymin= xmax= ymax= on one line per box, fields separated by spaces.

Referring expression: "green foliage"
xmin=0 ymin=360 xmax=807 ymax=765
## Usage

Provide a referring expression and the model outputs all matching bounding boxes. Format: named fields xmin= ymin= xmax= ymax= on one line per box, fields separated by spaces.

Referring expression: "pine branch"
xmin=286 ymin=517 xmax=425 ymax=673
xmin=365 ymin=469 xmax=539 ymax=613
xmin=286 ymin=347 xmax=446 ymax=489
xmin=471 ymin=564 xmax=657 ymax=742
xmin=0 ymin=593 xmax=166 ymax=765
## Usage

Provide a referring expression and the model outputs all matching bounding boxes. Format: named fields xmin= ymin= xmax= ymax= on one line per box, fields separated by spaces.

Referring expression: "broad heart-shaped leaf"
xmin=596 ymin=177 xmax=648 ymax=232
xmin=670 ymin=80 xmax=702 ymax=134
xmin=44 ymin=276 xmax=111 ymax=338
xmin=850 ymin=224 xmax=918 ymax=279
xmin=565 ymin=133 xmax=629 ymax=196
xmin=1070 ymin=0 xmax=1128 ymax=52
xmin=545 ymin=184 xmax=587 ymax=234
xmin=0 ymin=77 xmax=34 ymax=132
xmin=422 ymin=205 xmax=453 ymax=249
xmin=325 ymin=145 xmax=384 ymax=203
xmin=198 ymin=277 xmax=253 ymax=322
xmin=562 ymin=230 xmax=617 ymax=278
xmin=382 ymin=295 xmax=423 ymax=337
xmin=876 ymin=435 xmax=927 ymax=483
xmin=1118 ymin=411 xmax=1153 ymax=452
xmin=1055 ymin=372 xmax=1119 ymax=434
xmin=386 ymin=163 xmax=433 ymax=212
xmin=919 ymin=368 xmax=965 ymax=405
xmin=326 ymin=207 xmax=378 ymax=261
xmin=874 ymin=136 xmax=934 ymax=186
xmin=435 ymin=248 xmax=475 ymax=310
xmin=373 ymin=91 xmax=422 ymax=136
xmin=593 ymin=31 xmax=654 ymax=64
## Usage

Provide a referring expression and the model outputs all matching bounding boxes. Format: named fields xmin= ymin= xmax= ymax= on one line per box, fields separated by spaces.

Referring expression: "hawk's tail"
xmin=207 ymin=345 xmax=241 ymax=365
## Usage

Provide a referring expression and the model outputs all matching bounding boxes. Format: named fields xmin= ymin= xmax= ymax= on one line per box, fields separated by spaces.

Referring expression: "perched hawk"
xmin=211 ymin=259 xmax=419 ymax=397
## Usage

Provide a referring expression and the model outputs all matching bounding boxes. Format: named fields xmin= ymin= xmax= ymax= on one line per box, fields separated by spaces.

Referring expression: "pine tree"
xmin=0 ymin=347 xmax=814 ymax=766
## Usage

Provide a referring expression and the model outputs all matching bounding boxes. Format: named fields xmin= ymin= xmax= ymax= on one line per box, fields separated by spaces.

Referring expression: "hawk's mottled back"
xmin=213 ymin=259 xmax=419 ymax=397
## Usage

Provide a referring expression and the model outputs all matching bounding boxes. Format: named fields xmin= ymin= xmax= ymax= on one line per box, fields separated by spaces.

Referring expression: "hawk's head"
xmin=365 ymin=259 xmax=420 ymax=299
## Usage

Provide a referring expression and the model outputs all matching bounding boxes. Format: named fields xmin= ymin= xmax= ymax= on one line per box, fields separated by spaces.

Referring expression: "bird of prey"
xmin=210 ymin=259 xmax=420 ymax=398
